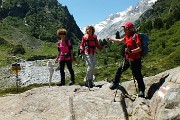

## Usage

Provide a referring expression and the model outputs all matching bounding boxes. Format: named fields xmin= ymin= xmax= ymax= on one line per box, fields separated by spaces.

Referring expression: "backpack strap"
xmin=66 ymin=39 xmax=72 ymax=57
xmin=58 ymin=41 xmax=61 ymax=52
xmin=132 ymin=33 xmax=138 ymax=48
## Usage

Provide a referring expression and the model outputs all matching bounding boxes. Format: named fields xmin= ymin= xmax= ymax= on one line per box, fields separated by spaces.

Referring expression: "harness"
xmin=84 ymin=37 xmax=97 ymax=55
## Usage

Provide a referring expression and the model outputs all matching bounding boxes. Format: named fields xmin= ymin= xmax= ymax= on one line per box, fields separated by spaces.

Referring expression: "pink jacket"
xmin=58 ymin=40 xmax=72 ymax=61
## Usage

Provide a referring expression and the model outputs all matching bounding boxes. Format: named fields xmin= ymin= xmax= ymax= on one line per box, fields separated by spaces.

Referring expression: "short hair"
xmin=57 ymin=28 xmax=67 ymax=35
xmin=85 ymin=26 xmax=95 ymax=34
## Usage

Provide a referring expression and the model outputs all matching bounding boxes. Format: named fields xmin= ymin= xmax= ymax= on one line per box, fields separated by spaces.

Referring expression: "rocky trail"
xmin=18 ymin=60 xmax=61 ymax=86
xmin=0 ymin=60 xmax=179 ymax=120
xmin=0 ymin=59 xmax=70 ymax=88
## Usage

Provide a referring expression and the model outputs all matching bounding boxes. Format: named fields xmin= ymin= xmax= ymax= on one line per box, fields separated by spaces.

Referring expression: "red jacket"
xmin=124 ymin=33 xmax=141 ymax=60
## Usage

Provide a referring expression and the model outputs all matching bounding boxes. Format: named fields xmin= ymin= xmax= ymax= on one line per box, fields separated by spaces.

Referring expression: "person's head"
xmin=85 ymin=26 xmax=95 ymax=35
xmin=57 ymin=28 xmax=67 ymax=39
xmin=121 ymin=22 xmax=135 ymax=35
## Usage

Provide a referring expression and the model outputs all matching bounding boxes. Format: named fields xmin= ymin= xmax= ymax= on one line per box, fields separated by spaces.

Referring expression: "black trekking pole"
xmin=113 ymin=58 xmax=125 ymax=102
xmin=102 ymin=39 xmax=109 ymax=67
xmin=105 ymin=47 xmax=108 ymax=67
xmin=113 ymin=32 xmax=125 ymax=102
xmin=80 ymin=50 xmax=87 ymax=82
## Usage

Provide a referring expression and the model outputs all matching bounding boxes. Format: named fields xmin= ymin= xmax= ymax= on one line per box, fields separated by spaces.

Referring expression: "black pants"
xmin=59 ymin=60 xmax=75 ymax=84
xmin=113 ymin=58 xmax=145 ymax=92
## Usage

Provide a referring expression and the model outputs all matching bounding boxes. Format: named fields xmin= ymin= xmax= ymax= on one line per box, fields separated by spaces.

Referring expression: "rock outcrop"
xmin=0 ymin=66 xmax=179 ymax=120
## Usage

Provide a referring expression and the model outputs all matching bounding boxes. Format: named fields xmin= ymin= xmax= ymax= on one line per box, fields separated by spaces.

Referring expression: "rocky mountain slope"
xmin=81 ymin=0 xmax=157 ymax=39
xmin=0 ymin=66 xmax=179 ymax=120
xmin=0 ymin=0 xmax=83 ymax=66
xmin=0 ymin=0 xmax=83 ymax=41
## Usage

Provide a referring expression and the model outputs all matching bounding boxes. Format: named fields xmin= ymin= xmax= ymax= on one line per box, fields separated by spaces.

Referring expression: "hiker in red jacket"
xmin=80 ymin=26 xmax=104 ymax=88
xmin=55 ymin=28 xmax=75 ymax=86
xmin=107 ymin=22 xmax=145 ymax=97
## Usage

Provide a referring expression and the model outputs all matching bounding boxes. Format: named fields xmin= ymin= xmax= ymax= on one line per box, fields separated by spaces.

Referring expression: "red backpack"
xmin=84 ymin=35 xmax=97 ymax=54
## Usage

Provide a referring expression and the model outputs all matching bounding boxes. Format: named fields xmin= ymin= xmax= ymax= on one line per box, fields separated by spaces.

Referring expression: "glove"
xmin=125 ymin=48 xmax=132 ymax=53
xmin=104 ymin=45 xmax=108 ymax=48
xmin=80 ymin=49 xmax=84 ymax=54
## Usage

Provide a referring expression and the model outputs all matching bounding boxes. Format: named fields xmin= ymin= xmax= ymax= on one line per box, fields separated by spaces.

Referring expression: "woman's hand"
xmin=125 ymin=48 xmax=132 ymax=53
xmin=54 ymin=59 xmax=58 ymax=64
xmin=106 ymin=38 xmax=112 ymax=42
xmin=71 ymin=57 xmax=74 ymax=63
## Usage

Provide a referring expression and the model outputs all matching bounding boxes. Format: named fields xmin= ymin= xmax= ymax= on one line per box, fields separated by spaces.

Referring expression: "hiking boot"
xmin=138 ymin=91 xmax=144 ymax=98
xmin=109 ymin=82 xmax=119 ymax=90
xmin=57 ymin=82 xmax=65 ymax=86
xmin=68 ymin=81 xmax=75 ymax=86
xmin=85 ymin=80 xmax=94 ymax=88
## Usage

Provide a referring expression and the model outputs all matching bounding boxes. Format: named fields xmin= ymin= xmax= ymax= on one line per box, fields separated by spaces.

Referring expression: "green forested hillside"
xmin=137 ymin=0 xmax=180 ymax=72
xmin=0 ymin=0 xmax=83 ymax=66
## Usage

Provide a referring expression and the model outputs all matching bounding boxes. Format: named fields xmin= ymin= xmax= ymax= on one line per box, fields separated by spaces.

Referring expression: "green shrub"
xmin=11 ymin=45 xmax=26 ymax=55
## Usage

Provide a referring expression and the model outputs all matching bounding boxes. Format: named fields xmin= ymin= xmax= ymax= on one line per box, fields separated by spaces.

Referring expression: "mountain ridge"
xmin=81 ymin=0 xmax=157 ymax=39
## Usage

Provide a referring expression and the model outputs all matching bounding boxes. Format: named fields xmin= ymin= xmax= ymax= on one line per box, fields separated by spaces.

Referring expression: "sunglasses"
xmin=59 ymin=33 xmax=66 ymax=35
xmin=123 ymin=27 xmax=130 ymax=30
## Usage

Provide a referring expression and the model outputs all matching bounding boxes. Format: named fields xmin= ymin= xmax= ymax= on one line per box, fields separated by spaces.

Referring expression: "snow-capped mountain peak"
xmin=81 ymin=0 xmax=157 ymax=39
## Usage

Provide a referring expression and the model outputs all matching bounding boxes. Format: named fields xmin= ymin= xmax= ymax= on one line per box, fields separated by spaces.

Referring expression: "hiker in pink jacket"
xmin=55 ymin=28 xmax=75 ymax=86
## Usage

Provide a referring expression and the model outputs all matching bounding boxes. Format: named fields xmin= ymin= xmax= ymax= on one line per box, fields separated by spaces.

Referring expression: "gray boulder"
xmin=0 ymin=66 xmax=179 ymax=120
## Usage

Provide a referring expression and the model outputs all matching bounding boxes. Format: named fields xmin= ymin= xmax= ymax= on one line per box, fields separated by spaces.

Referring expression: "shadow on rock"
xmin=147 ymin=74 xmax=169 ymax=99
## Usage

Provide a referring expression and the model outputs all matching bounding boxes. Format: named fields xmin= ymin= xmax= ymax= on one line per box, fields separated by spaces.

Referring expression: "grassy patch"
xmin=0 ymin=83 xmax=57 ymax=97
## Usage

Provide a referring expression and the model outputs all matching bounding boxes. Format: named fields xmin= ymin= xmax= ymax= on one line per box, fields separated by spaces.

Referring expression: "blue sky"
xmin=58 ymin=0 xmax=140 ymax=28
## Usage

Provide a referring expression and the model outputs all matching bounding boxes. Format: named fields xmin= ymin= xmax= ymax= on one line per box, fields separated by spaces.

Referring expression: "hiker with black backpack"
xmin=55 ymin=28 xmax=75 ymax=86
xmin=79 ymin=26 xmax=105 ymax=88
xmin=107 ymin=22 xmax=145 ymax=97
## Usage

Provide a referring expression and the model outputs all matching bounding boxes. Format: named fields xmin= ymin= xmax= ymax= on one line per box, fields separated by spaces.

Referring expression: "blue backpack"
xmin=132 ymin=33 xmax=149 ymax=57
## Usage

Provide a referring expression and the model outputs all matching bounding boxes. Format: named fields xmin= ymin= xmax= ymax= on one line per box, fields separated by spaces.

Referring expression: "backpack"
xmin=132 ymin=33 xmax=149 ymax=58
xmin=84 ymin=35 xmax=97 ymax=55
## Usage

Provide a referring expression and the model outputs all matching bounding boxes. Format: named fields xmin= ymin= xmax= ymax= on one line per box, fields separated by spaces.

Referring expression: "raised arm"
xmin=107 ymin=37 xmax=125 ymax=43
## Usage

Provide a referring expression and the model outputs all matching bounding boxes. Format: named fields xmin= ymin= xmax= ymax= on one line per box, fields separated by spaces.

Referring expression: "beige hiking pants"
xmin=85 ymin=54 xmax=96 ymax=81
